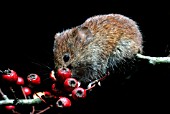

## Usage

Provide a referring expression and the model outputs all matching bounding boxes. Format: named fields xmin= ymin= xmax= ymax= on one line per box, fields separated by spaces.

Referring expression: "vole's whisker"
xmin=31 ymin=61 xmax=53 ymax=71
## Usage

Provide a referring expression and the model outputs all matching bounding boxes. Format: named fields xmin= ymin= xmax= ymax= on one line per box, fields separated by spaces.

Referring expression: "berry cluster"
xmin=0 ymin=67 xmax=103 ymax=113
xmin=49 ymin=68 xmax=88 ymax=108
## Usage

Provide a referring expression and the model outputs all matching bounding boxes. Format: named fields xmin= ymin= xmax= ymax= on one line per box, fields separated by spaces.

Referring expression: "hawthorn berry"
xmin=27 ymin=73 xmax=41 ymax=85
xmin=22 ymin=87 xmax=32 ymax=96
xmin=5 ymin=105 xmax=15 ymax=111
xmin=56 ymin=97 xmax=71 ymax=108
xmin=64 ymin=78 xmax=78 ymax=92
xmin=2 ymin=69 xmax=18 ymax=83
xmin=72 ymin=87 xmax=87 ymax=100
xmin=51 ymin=83 xmax=58 ymax=93
xmin=44 ymin=91 xmax=51 ymax=96
xmin=16 ymin=76 xmax=25 ymax=86
xmin=57 ymin=68 xmax=72 ymax=83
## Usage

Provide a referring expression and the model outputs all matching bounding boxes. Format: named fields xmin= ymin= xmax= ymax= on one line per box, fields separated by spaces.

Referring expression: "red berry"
xmin=44 ymin=91 xmax=51 ymax=96
xmin=51 ymin=83 xmax=58 ymax=93
xmin=27 ymin=73 xmax=41 ymax=85
xmin=16 ymin=76 xmax=25 ymax=86
xmin=22 ymin=87 xmax=32 ymax=96
xmin=57 ymin=68 xmax=72 ymax=83
xmin=49 ymin=70 xmax=56 ymax=81
xmin=72 ymin=87 xmax=87 ymax=100
xmin=2 ymin=69 xmax=18 ymax=83
xmin=64 ymin=78 xmax=78 ymax=92
xmin=5 ymin=105 xmax=15 ymax=110
xmin=56 ymin=97 xmax=71 ymax=108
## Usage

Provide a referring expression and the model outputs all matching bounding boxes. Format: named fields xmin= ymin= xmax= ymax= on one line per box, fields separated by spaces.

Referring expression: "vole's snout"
xmin=67 ymin=64 xmax=73 ymax=70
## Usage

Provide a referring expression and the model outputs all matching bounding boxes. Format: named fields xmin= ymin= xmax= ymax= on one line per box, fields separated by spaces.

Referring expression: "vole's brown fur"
xmin=53 ymin=13 xmax=143 ymax=85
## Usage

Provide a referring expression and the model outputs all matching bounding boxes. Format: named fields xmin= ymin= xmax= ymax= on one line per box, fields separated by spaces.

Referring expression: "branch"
xmin=0 ymin=98 xmax=42 ymax=105
xmin=136 ymin=54 xmax=170 ymax=65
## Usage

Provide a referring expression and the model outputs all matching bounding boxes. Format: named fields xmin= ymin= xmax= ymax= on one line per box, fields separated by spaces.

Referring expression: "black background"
xmin=0 ymin=0 xmax=170 ymax=113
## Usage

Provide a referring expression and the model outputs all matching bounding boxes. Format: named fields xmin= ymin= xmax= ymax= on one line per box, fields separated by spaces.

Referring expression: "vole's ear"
xmin=54 ymin=33 xmax=61 ymax=40
xmin=78 ymin=26 xmax=93 ymax=45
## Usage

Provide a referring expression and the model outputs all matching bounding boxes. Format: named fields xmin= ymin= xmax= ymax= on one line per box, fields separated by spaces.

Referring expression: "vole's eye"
xmin=63 ymin=53 xmax=70 ymax=62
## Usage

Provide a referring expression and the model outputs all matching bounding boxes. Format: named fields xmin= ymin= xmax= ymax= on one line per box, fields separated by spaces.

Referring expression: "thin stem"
xmin=10 ymin=86 xmax=18 ymax=100
xmin=21 ymin=86 xmax=27 ymax=99
xmin=36 ymin=105 xmax=53 ymax=114
xmin=30 ymin=106 xmax=35 ymax=114
xmin=12 ymin=110 xmax=21 ymax=114
xmin=0 ymin=88 xmax=9 ymax=100
xmin=34 ymin=92 xmax=47 ymax=104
